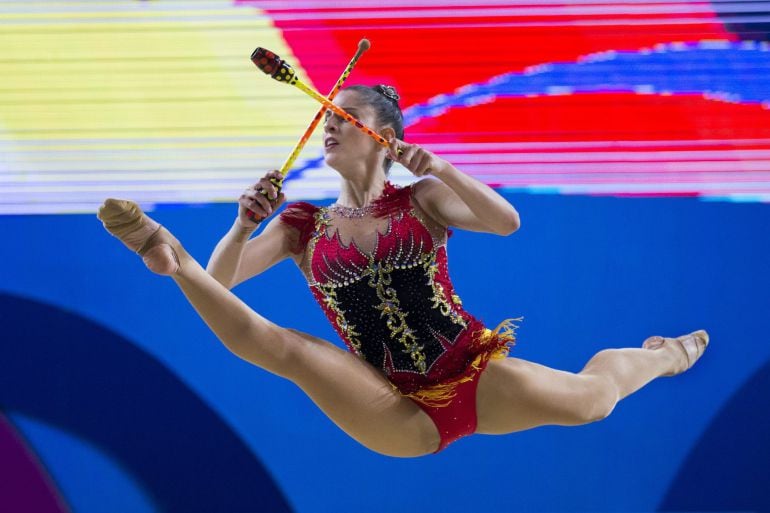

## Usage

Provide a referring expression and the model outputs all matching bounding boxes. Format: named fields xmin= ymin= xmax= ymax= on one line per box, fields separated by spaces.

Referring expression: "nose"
xmin=323 ymin=113 xmax=340 ymax=133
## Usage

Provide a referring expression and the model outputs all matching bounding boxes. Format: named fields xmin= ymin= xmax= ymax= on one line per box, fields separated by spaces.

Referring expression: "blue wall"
xmin=1 ymin=191 xmax=768 ymax=513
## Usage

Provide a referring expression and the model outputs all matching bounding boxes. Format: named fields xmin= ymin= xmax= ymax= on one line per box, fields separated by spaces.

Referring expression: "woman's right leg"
xmin=98 ymin=200 xmax=440 ymax=457
xmin=475 ymin=333 xmax=708 ymax=435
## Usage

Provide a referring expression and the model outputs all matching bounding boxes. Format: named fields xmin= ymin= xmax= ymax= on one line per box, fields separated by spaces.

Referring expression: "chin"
xmin=324 ymin=154 xmax=352 ymax=177
xmin=324 ymin=153 xmax=342 ymax=171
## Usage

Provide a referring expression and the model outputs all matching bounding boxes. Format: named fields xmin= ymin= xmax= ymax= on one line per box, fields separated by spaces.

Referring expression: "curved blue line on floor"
xmin=0 ymin=292 xmax=293 ymax=513
xmin=658 ymin=357 xmax=770 ymax=512
xmin=8 ymin=412 xmax=158 ymax=513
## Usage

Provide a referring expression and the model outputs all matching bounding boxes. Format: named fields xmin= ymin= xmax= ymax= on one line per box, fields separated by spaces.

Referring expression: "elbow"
xmin=496 ymin=210 xmax=520 ymax=236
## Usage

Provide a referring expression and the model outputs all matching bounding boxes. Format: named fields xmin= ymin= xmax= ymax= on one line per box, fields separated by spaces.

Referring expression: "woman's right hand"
xmin=237 ymin=170 xmax=286 ymax=226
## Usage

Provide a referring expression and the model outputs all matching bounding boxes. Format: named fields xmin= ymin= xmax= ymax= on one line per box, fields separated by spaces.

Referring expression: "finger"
xmin=268 ymin=177 xmax=284 ymax=199
xmin=248 ymin=202 xmax=269 ymax=220
xmin=240 ymin=193 xmax=257 ymax=209
xmin=242 ymin=193 xmax=264 ymax=205
xmin=389 ymin=138 xmax=409 ymax=161
xmin=251 ymin=192 xmax=273 ymax=214
xmin=267 ymin=170 xmax=284 ymax=183
xmin=240 ymin=196 xmax=266 ymax=219
xmin=271 ymin=192 xmax=286 ymax=209
xmin=258 ymin=180 xmax=280 ymax=201
xmin=245 ymin=209 xmax=264 ymax=223
xmin=415 ymin=152 xmax=433 ymax=176
xmin=395 ymin=143 xmax=416 ymax=167
xmin=242 ymin=199 xmax=267 ymax=221
xmin=257 ymin=173 xmax=283 ymax=201
xmin=269 ymin=176 xmax=283 ymax=188
xmin=403 ymin=146 xmax=423 ymax=170
xmin=387 ymin=138 xmax=400 ymax=160
xmin=246 ymin=184 xmax=262 ymax=199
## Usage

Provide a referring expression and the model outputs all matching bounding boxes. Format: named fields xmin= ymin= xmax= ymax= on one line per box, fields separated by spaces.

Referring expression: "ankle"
xmin=658 ymin=344 xmax=682 ymax=377
xmin=139 ymin=226 xmax=189 ymax=276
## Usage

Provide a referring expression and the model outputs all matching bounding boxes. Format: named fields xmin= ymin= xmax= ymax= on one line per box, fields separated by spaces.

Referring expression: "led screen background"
xmin=1 ymin=3 xmax=769 ymax=513
xmin=2 ymin=0 xmax=770 ymax=214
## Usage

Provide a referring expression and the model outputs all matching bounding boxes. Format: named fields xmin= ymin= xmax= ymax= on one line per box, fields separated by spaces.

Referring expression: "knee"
xmin=576 ymin=376 xmax=618 ymax=424
xmin=268 ymin=327 xmax=313 ymax=379
xmin=230 ymin=325 xmax=308 ymax=380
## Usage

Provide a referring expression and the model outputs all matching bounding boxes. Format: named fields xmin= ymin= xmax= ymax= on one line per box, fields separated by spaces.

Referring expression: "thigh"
xmin=475 ymin=357 xmax=615 ymax=434
xmin=277 ymin=328 xmax=440 ymax=457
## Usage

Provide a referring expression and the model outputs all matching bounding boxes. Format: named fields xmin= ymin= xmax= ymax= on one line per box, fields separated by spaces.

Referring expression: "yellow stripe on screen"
xmin=1 ymin=8 xmax=317 ymax=139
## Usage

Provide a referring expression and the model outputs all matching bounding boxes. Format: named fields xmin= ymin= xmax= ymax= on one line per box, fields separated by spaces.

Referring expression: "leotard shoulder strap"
xmin=369 ymin=181 xmax=412 ymax=218
xmin=278 ymin=202 xmax=320 ymax=255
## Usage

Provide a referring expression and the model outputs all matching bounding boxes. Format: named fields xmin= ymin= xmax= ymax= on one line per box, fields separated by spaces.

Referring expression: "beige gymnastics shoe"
xmin=98 ymin=199 xmax=181 ymax=275
xmin=642 ymin=330 xmax=709 ymax=376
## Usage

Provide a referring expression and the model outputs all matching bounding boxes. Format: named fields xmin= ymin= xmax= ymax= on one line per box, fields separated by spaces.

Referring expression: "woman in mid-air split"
xmin=98 ymin=84 xmax=709 ymax=456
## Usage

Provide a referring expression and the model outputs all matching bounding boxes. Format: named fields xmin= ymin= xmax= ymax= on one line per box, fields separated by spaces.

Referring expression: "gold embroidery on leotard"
xmin=308 ymin=209 xmax=364 ymax=353
xmin=317 ymin=283 xmax=363 ymax=353
xmin=422 ymin=251 xmax=468 ymax=328
xmin=367 ymin=256 xmax=427 ymax=374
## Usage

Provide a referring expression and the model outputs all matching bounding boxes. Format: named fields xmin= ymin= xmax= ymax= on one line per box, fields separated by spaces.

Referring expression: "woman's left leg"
xmin=475 ymin=334 xmax=707 ymax=434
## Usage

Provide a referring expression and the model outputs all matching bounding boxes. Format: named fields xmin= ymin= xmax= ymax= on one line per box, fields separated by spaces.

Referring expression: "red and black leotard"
xmin=279 ymin=181 xmax=518 ymax=451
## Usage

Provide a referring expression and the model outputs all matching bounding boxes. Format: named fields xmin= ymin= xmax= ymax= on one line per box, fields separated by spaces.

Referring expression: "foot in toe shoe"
xmin=98 ymin=198 xmax=180 ymax=275
xmin=98 ymin=199 xmax=160 ymax=253
xmin=673 ymin=330 xmax=709 ymax=375
xmin=643 ymin=330 xmax=709 ymax=376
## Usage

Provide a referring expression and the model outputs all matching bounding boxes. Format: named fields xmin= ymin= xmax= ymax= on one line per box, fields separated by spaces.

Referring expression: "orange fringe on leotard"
xmin=402 ymin=317 xmax=523 ymax=408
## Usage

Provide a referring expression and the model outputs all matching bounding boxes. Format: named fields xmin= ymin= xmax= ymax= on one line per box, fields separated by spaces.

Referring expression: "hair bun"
xmin=375 ymin=84 xmax=400 ymax=102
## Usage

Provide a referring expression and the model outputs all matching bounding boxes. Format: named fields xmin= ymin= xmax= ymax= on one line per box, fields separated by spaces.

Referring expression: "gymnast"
xmin=98 ymin=84 xmax=708 ymax=456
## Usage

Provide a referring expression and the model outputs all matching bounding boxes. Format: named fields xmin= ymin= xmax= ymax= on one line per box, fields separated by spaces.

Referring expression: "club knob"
xmin=251 ymin=47 xmax=297 ymax=84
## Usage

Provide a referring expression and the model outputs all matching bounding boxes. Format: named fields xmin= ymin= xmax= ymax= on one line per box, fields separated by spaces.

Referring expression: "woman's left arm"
xmin=389 ymin=139 xmax=520 ymax=235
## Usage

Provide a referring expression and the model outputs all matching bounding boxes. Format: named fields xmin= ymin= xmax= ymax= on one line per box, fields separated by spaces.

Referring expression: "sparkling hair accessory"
xmin=375 ymin=84 xmax=400 ymax=102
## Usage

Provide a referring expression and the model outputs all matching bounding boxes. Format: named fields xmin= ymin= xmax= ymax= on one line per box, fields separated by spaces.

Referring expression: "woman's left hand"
xmin=387 ymin=138 xmax=442 ymax=177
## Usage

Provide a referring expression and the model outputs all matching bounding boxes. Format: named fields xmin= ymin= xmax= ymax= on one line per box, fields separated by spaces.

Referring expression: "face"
xmin=323 ymin=90 xmax=389 ymax=177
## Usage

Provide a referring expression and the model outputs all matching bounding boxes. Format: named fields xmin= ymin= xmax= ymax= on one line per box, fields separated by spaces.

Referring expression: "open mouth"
xmin=324 ymin=138 xmax=339 ymax=150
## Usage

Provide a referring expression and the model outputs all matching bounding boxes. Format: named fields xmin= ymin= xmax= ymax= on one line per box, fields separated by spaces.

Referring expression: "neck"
xmin=336 ymin=170 xmax=388 ymax=208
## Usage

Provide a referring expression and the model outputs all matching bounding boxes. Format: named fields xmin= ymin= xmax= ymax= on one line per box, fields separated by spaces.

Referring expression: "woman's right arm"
xmin=206 ymin=171 xmax=290 ymax=289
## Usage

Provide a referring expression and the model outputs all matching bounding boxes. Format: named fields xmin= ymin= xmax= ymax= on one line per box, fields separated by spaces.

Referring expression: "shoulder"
xmin=277 ymin=201 xmax=322 ymax=254
xmin=410 ymin=178 xmax=450 ymax=227
xmin=280 ymin=201 xmax=320 ymax=219
xmin=278 ymin=201 xmax=322 ymax=231
xmin=412 ymin=176 xmax=446 ymax=199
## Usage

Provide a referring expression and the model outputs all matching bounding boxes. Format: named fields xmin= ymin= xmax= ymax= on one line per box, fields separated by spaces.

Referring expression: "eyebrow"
xmin=325 ymin=107 xmax=358 ymax=118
